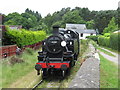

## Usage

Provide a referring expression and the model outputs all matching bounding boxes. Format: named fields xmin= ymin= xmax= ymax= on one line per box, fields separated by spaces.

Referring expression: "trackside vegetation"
xmin=3 ymin=26 xmax=46 ymax=47
xmin=1 ymin=48 xmax=38 ymax=88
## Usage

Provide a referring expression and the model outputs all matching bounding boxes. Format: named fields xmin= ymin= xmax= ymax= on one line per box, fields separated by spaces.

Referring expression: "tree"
xmin=43 ymin=13 xmax=53 ymax=30
xmin=94 ymin=10 xmax=117 ymax=34
xmin=25 ymin=8 xmax=42 ymax=22
xmin=21 ymin=13 xmax=38 ymax=29
xmin=62 ymin=10 xmax=86 ymax=25
xmin=4 ymin=12 xmax=38 ymax=29
xmin=80 ymin=8 xmax=91 ymax=21
xmin=103 ymin=17 xmax=118 ymax=34
xmin=4 ymin=12 xmax=24 ymax=25
xmin=86 ymin=20 xmax=95 ymax=29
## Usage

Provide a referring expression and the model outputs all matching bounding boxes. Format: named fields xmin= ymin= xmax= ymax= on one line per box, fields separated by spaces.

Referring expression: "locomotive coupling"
xmin=35 ymin=64 xmax=41 ymax=70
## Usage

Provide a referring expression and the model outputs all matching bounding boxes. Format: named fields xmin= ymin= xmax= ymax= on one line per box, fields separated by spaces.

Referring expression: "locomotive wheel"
xmin=74 ymin=54 xmax=78 ymax=61
xmin=66 ymin=68 xmax=70 ymax=75
xmin=42 ymin=69 xmax=48 ymax=79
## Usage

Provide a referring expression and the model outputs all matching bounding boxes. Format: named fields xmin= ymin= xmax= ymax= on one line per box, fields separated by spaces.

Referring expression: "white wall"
xmin=79 ymin=33 xmax=96 ymax=39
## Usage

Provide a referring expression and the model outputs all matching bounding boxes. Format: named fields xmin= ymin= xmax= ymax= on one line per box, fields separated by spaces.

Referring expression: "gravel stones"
xmin=68 ymin=44 xmax=100 ymax=88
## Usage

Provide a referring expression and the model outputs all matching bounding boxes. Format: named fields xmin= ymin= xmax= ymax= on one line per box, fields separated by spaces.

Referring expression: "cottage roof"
xmin=66 ymin=24 xmax=86 ymax=30
xmin=77 ymin=29 xmax=96 ymax=34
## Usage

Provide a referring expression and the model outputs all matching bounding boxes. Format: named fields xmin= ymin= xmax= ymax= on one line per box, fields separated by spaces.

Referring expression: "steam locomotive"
xmin=35 ymin=26 xmax=80 ymax=78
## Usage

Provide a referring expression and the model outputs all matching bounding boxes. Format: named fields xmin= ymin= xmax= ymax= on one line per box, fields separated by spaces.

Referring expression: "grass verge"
xmin=100 ymin=54 xmax=118 ymax=88
xmin=1 ymin=48 xmax=40 ymax=88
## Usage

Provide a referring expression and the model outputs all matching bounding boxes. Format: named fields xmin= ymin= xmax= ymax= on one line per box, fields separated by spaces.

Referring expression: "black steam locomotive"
xmin=35 ymin=26 xmax=80 ymax=78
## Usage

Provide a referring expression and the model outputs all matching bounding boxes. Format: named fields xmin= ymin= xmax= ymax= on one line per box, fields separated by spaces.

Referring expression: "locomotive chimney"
xmin=52 ymin=25 xmax=59 ymax=35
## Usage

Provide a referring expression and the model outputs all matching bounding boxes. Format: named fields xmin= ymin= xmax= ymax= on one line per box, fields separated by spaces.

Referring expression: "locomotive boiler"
xmin=35 ymin=26 xmax=80 ymax=78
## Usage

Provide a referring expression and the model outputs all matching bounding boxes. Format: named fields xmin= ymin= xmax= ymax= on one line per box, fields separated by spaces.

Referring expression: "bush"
xmin=86 ymin=35 xmax=99 ymax=43
xmin=98 ymin=32 xmax=120 ymax=51
xmin=103 ymin=33 xmax=110 ymax=37
xmin=3 ymin=26 xmax=46 ymax=47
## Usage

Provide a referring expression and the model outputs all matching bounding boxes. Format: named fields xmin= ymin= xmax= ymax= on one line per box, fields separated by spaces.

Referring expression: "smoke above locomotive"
xmin=35 ymin=26 xmax=80 ymax=78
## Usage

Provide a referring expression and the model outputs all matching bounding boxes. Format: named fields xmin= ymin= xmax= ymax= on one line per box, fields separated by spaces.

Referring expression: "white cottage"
xmin=65 ymin=23 xmax=97 ymax=39
xmin=78 ymin=29 xmax=96 ymax=39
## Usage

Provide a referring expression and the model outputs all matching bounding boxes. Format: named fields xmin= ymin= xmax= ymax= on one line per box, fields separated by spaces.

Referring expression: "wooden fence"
xmin=0 ymin=45 xmax=17 ymax=58
xmin=0 ymin=41 xmax=42 ymax=59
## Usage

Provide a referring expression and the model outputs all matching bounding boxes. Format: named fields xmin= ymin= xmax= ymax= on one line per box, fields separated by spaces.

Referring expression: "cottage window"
xmin=81 ymin=33 xmax=83 ymax=37
xmin=91 ymin=33 xmax=93 ymax=35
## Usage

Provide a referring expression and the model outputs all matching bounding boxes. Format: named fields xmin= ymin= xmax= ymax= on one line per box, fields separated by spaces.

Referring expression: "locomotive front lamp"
xmin=61 ymin=41 xmax=66 ymax=47
xmin=70 ymin=42 xmax=72 ymax=45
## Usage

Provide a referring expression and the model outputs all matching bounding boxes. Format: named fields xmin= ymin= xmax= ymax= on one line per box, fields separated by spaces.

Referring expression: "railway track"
xmin=32 ymin=80 xmax=43 ymax=90
xmin=32 ymin=57 xmax=85 ymax=89
xmin=32 ymin=76 xmax=64 ymax=89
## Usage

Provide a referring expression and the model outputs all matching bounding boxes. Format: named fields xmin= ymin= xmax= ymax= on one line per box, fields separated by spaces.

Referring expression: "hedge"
xmin=3 ymin=26 xmax=46 ymax=47
xmin=98 ymin=33 xmax=120 ymax=51
xmin=98 ymin=36 xmax=110 ymax=47
xmin=110 ymin=33 xmax=119 ymax=51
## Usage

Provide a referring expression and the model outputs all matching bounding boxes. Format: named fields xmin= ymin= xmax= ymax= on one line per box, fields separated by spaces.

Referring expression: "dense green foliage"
xmin=3 ymin=26 xmax=46 ymax=47
xmin=3 ymin=7 xmax=119 ymax=34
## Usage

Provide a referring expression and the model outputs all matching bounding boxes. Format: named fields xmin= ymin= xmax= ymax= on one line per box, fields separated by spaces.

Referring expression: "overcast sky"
xmin=0 ymin=0 xmax=119 ymax=17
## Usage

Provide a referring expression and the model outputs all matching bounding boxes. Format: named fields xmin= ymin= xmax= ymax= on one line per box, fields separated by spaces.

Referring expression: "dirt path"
xmin=98 ymin=47 xmax=119 ymax=65
xmin=9 ymin=70 xmax=41 ymax=88
xmin=68 ymin=44 xmax=100 ymax=88
xmin=100 ymin=47 xmax=118 ymax=56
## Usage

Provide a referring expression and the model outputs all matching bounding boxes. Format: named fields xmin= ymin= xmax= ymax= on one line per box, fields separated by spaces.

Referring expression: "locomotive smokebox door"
xmin=52 ymin=25 xmax=59 ymax=35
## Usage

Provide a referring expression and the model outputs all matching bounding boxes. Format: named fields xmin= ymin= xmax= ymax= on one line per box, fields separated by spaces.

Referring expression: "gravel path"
xmin=98 ymin=47 xmax=119 ymax=65
xmin=68 ymin=44 xmax=100 ymax=88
